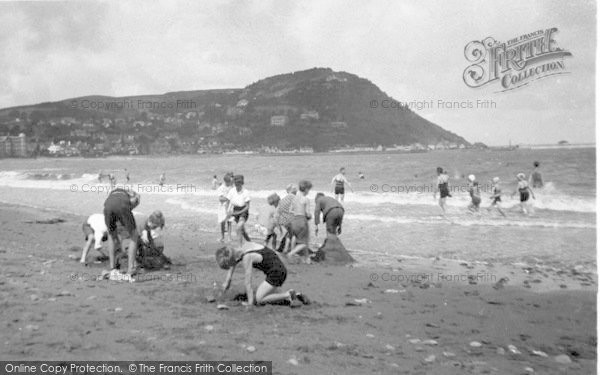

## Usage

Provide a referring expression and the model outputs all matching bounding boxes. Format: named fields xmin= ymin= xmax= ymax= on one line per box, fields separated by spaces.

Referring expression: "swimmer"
xmin=331 ymin=167 xmax=353 ymax=202
xmin=512 ymin=173 xmax=535 ymax=215
xmin=487 ymin=177 xmax=506 ymax=217
xmin=467 ymin=174 xmax=481 ymax=213
xmin=530 ymin=161 xmax=544 ymax=188
xmin=434 ymin=167 xmax=452 ymax=214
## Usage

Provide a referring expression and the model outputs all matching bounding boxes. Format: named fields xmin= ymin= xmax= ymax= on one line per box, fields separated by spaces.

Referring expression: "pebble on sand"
xmin=554 ymin=354 xmax=572 ymax=364
xmin=114 ymin=307 xmax=123 ymax=312
xmin=205 ymin=325 xmax=214 ymax=332
xmin=423 ymin=339 xmax=438 ymax=346
xmin=29 ymin=295 xmax=39 ymax=302
xmin=524 ymin=367 xmax=534 ymax=373
xmin=385 ymin=344 xmax=395 ymax=351
xmin=443 ymin=351 xmax=456 ymax=357
xmin=408 ymin=338 xmax=421 ymax=344
xmin=57 ymin=290 xmax=73 ymax=297
xmin=423 ymin=355 xmax=436 ymax=363
xmin=366 ymin=333 xmax=375 ymax=338
xmin=507 ymin=345 xmax=521 ymax=354
xmin=469 ymin=341 xmax=482 ymax=348
xmin=217 ymin=304 xmax=229 ymax=310
xmin=246 ymin=346 xmax=256 ymax=353
xmin=25 ymin=324 xmax=39 ymax=331
xmin=531 ymin=349 xmax=548 ymax=357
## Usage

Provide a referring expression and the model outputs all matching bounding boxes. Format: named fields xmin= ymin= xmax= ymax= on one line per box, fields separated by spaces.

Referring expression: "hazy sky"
xmin=0 ymin=0 xmax=595 ymax=145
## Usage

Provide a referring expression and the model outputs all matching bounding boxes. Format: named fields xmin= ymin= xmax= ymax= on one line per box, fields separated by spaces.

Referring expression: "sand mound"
xmin=314 ymin=236 xmax=354 ymax=264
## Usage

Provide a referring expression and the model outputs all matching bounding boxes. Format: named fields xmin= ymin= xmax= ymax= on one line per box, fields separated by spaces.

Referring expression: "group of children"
xmin=437 ymin=161 xmax=543 ymax=217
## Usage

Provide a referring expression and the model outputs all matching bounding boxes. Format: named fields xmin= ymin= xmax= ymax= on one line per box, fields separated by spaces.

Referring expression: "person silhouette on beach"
xmin=530 ymin=161 xmax=543 ymax=188
xmin=487 ymin=177 xmax=506 ymax=217
xmin=512 ymin=173 xmax=535 ymax=215
xmin=434 ymin=167 xmax=451 ymax=215
xmin=217 ymin=241 xmax=309 ymax=307
xmin=331 ymin=167 xmax=353 ymax=202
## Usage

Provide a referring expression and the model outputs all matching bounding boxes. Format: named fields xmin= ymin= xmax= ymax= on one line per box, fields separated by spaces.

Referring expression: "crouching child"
xmin=216 ymin=242 xmax=309 ymax=307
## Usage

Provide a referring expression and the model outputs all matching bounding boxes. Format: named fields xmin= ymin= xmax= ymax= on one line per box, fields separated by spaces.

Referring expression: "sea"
xmin=0 ymin=148 xmax=595 ymax=270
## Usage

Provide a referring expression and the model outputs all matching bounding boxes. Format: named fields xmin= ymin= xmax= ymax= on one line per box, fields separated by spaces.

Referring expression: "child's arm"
xmin=80 ymin=237 xmax=94 ymax=263
xmin=242 ymin=255 xmax=255 ymax=305
xmin=529 ymin=186 xmax=536 ymax=199
xmin=222 ymin=264 xmax=236 ymax=290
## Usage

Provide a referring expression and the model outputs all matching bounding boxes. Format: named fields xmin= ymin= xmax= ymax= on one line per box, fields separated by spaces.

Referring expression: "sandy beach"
xmin=0 ymin=202 xmax=595 ymax=374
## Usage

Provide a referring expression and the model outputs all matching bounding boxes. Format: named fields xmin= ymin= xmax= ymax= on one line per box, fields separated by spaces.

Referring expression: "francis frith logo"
xmin=463 ymin=27 xmax=572 ymax=92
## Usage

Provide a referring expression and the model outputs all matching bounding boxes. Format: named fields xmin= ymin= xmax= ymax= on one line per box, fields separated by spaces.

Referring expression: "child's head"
xmin=234 ymin=175 xmax=244 ymax=190
xmin=213 ymin=175 xmax=217 ymax=179
xmin=267 ymin=193 xmax=280 ymax=207
xmin=533 ymin=161 xmax=540 ymax=168
xmin=436 ymin=167 xmax=443 ymax=174
xmin=298 ymin=180 xmax=313 ymax=195
xmin=223 ymin=174 xmax=232 ymax=186
xmin=492 ymin=177 xmax=500 ymax=184
xmin=339 ymin=167 xmax=346 ymax=174
xmin=147 ymin=210 xmax=165 ymax=229
xmin=468 ymin=174 xmax=475 ymax=183
xmin=286 ymin=183 xmax=298 ymax=194
xmin=315 ymin=192 xmax=325 ymax=203
xmin=215 ymin=246 xmax=236 ymax=269
xmin=517 ymin=173 xmax=526 ymax=181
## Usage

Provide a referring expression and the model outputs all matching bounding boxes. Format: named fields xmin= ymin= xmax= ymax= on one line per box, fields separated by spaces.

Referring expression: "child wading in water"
xmin=467 ymin=174 xmax=481 ymax=213
xmin=487 ymin=177 xmax=506 ymax=217
xmin=512 ymin=173 xmax=535 ymax=215
xmin=264 ymin=193 xmax=280 ymax=249
xmin=216 ymin=242 xmax=309 ymax=307
xmin=434 ymin=167 xmax=451 ymax=215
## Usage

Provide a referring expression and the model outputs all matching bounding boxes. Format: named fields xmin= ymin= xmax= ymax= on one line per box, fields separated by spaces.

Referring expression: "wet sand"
xmin=0 ymin=203 xmax=596 ymax=374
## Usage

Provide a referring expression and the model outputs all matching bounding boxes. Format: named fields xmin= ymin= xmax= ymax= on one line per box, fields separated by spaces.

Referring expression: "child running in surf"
xmin=487 ymin=177 xmax=506 ymax=217
xmin=331 ymin=167 xmax=353 ymax=202
xmin=467 ymin=174 xmax=481 ymax=213
xmin=434 ymin=167 xmax=452 ymax=214
xmin=512 ymin=173 xmax=535 ymax=215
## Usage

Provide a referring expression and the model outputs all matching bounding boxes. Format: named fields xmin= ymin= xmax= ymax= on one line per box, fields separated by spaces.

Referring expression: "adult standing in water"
xmin=433 ymin=167 xmax=451 ymax=214
xmin=530 ymin=161 xmax=543 ymax=188
xmin=331 ymin=167 xmax=353 ymax=202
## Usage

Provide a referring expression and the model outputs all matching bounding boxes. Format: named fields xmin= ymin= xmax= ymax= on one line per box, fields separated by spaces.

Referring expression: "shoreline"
xmin=0 ymin=202 xmax=596 ymax=373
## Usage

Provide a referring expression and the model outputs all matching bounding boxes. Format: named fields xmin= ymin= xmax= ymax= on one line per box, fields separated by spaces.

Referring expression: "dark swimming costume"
xmin=439 ymin=182 xmax=451 ymax=198
xmin=232 ymin=205 xmax=249 ymax=222
xmin=103 ymin=188 xmax=136 ymax=234
xmin=519 ymin=187 xmax=530 ymax=202
xmin=239 ymin=247 xmax=287 ymax=287
xmin=532 ymin=171 xmax=543 ymax=187
xmin=334 ymin=179 xmax=345 ymax=195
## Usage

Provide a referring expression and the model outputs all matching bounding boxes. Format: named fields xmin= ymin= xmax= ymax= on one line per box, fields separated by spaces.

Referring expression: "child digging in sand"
xmin=216 ymin=242 xmax=310 ymax=307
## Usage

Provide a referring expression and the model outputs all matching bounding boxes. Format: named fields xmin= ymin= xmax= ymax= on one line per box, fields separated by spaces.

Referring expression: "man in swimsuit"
xmin=467 ymin=174 xmax=481 ymax=213
xmin=331 ymin=167 xmax=353 ymax=202
xmin=530 ymin=161 xmax=544 ymax=188
xmin=512 ymin=173 xmax=535 ymax=215
xmin=216 ymin=242 xmax=309 ymax=307
xmin=487 ymin=177 xmax=506 ymax=217
xmin=314 ymin=192 xmax=344 ymax=238
xmin=103 ymin=188 xmax=141 ymax=275
xmin=433 ymin=167 xmax=451 ymax=214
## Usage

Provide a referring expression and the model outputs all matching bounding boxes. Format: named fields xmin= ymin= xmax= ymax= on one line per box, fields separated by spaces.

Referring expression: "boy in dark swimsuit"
xmin=103 ymin=188 xmax=140 ymax=275
xmin=216 ymin=242 xmax=309 ymax=307
xmin=434 ymin=167 xmax=451 ymax=214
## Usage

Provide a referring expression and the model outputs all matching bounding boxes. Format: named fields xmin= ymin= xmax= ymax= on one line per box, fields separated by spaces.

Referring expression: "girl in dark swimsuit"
xmin=216 ymin=242 xmax=309 ymax=307
xmin=512 ymin=173 xmax=535 ymax=215
xmin=487 ymin=177 xmax=506 ymax=217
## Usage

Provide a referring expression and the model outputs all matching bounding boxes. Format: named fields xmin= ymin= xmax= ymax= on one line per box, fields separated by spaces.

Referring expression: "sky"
xmin=0 ymin=0 xmax=595 ymax=145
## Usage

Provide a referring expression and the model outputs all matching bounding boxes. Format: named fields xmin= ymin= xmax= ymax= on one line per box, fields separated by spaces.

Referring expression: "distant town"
xmin=0 ymin=109 xmax=485 ymax=158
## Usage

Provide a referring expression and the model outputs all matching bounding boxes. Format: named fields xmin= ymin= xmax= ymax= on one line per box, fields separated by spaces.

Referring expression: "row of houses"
xmin=0 ymin=134 xmax=28 ymax=157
